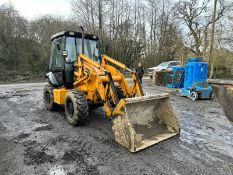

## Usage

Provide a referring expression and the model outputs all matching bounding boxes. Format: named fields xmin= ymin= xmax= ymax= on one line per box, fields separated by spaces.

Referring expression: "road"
xmin=0 ymin=79 xmax=233 ymax=175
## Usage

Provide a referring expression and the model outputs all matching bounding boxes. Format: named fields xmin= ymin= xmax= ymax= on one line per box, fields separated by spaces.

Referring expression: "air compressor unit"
xmin=166 ymin=57 xmax=213 ymax=101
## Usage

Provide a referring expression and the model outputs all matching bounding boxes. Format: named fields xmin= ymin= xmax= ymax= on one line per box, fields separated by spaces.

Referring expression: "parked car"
xmin=148 ymin=61 xmax=181 ymax=79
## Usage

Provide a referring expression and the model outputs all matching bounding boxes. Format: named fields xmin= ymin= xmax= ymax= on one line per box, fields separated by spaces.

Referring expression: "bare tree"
xmin=1 ymin=0 xmax=233 ymax=82
xmin=208 ymin=0 xmax=217 ymax=78
xmin=175 ymin=0 xmax=226 ymax=56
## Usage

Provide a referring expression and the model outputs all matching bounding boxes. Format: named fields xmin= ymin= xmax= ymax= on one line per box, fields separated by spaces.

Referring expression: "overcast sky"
xmin=0 ymin=0 xmax=72 ymax=20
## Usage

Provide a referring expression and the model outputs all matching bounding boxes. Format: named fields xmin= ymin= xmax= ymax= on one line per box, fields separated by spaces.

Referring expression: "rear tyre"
xmin=64 ymin=90 xmax=89 ymax=126
xmin=190 ymin=91 xmax=198 ymax=101
xmin=209 ymin=92 xmax=214 ymax=100
xmin=43 ymin=85 xmax=57 ymax=111
xmin=175 ymin=89 xmax=181 ymax=97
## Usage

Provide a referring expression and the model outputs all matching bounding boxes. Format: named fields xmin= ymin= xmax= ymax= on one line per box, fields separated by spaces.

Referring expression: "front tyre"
xmin=190 ymin=91 xmax=198 ymax=101
xmin=43 ymin=85 xmax=57 ymax=111
xmin=64 ymin=90 xmax=89 ymax=126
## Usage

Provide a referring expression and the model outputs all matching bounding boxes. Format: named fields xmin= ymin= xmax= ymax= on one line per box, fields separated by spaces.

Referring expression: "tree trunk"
xmin=209 ymin=0 xmax=217 ymax=78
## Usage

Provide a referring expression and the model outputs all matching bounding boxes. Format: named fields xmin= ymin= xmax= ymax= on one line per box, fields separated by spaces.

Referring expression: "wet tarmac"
xmin=0 ymin=79 xmax=232 ymax=175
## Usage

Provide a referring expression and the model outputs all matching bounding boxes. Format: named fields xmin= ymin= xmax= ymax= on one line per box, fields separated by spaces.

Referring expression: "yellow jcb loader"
xmin=43 ymin=28 xmax=180 ymax=152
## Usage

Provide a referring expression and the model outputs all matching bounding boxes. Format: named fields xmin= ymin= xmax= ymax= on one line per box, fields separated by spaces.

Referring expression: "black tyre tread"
xmin=73 ymin=91 xmax=89 ymax=117
xmin=190 ymin=91 xmax=198 ymax=101
xmin=43 ymin=85 xmax=57 ymax=111
xmin=65 ymin=90 xmax=89 ymax=126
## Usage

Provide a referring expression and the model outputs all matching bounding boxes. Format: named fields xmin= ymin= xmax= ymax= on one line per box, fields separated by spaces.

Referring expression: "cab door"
xmin=49 ymin=37 xmax=65 ymax=86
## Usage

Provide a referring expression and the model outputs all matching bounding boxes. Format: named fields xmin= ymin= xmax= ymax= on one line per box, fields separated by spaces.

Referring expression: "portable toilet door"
xmin=198 ymin=63 xmax=208 ymax=81
xmin=184 ymin=63 xmax=195 ymax=89
xmin=192 ymin=62 xmax=208 ymax=82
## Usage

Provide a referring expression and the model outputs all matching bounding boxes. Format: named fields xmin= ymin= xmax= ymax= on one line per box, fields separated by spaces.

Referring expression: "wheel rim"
xmin=191 ymin=92 xmax=196 ymax=100
xmin=67 ymin=101 xmax=74 ymax=117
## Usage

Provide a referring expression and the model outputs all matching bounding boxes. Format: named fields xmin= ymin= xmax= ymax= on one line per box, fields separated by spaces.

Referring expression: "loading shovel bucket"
xmin=111 ymin=93 xmax=180 ymax=152
xmin=208 ymin=79 xmax=233 ymax=125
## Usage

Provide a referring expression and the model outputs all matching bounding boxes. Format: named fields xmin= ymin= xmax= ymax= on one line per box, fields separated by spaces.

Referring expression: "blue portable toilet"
xmin=167 ymin=57 xmax=213 ymax=101
xmin=184 ymin=57 xmax=207 ymax=88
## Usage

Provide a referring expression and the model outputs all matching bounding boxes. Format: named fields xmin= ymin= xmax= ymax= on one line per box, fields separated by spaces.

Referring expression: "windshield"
xmin=158 ymin=62 xmax=169 ymax=67
xmin=65 ymin=37 xmax=99 ymax=62
xmin=76 ymin=38 xmax=99 ymax=62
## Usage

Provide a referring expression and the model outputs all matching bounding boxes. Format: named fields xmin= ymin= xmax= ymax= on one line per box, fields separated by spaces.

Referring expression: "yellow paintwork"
xmin=53 ymin=53 xmax=143 ymax=117
xmin=111 ymin=99 xmax=125 ymax=116
xmin=53 ymin=88 xmax=68 ymax=105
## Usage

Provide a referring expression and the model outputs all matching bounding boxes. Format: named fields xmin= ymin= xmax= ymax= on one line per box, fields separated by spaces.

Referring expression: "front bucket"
xmin=111 ymin=93 xmax=180 ymax=152
xmin=208 ymin=79 xmax=233 ymax=125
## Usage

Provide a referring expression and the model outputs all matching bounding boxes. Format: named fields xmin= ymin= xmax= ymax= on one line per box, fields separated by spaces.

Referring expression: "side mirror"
xmin=62 ymin=50 xmax=68 ymax=58
xmin=63 ymin=50 xmax=72 ymax=63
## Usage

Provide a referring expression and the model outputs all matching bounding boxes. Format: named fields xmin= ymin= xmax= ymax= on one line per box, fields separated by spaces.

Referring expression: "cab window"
xmin=65 ymin=37 xmax=77 ymax=62
xmin=65 ymin=37 xmax=99 ymax=62
xmin=51 ymin=38 xmax=63 ymax=68
xmin=76 ymin=38 xmax=99 ymax=62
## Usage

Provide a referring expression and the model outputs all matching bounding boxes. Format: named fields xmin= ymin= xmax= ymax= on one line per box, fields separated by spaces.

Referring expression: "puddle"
xmin=49 ymin=166 xmax=67 ymax=175
xmin=33 ymin=124 xmax=53 ymax=132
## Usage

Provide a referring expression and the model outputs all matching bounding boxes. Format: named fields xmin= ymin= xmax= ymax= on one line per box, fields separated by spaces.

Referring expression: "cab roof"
xmin=51 ymin=31 xmax=99 ymax=41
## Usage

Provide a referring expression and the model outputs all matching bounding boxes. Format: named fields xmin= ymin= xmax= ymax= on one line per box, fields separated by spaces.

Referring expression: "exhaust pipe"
xmin=80 ymin=26 xmax=84 ymax=54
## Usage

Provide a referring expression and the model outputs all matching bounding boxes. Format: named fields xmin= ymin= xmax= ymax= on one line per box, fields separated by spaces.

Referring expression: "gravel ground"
xmin=0 ymin=79 xmax=232 ymax=175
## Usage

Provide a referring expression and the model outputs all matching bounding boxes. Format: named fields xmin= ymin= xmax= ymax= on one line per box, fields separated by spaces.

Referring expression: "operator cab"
xmin=47 ymin=31 xmax=99 ymax=88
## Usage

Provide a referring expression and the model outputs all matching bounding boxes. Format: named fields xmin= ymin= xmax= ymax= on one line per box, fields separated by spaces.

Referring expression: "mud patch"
xmin=0 ymin=122 xmax=6 ymax=131
xmin=48 ymin=135 xmax=68 ymax=147
xmin=0 ymin=137 xmax=17 ymax=174
xmin=15 ymin=89 xmax=31 ymax=94
xmin=14 ymin=132 xmax=31 ymax=141
xmin=12 ymin=93 xmax=29 ymax=98
xmin=62 ymin=149 xmax=85 ymax=163
xmin=24 ymin=147 xmax=55 ymax=165
xmin=1 ymin=81 xmax=233 ymax=175
xmin=22 ymin=140 xmax=37 ymax=147
xmin=62 ymin=149 xmax=100 ymax=174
